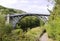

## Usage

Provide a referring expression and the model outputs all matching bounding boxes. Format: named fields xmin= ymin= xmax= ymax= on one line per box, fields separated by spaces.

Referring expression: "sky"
xmin=0 ymin=0 xmax=54 ymax=14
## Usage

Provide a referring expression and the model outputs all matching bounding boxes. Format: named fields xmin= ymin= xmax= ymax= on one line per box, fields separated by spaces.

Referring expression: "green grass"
xmin=25 ymin=27 xmax=45 ymax=41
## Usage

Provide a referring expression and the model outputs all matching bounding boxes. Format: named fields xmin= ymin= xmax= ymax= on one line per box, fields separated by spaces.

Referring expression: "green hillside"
xmin=0 ymin=5 xmax=26 ymax=14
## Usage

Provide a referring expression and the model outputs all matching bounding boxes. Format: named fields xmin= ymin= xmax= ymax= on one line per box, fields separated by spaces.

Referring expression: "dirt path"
xmin=39 ymin=33 xmax=48 ymax=41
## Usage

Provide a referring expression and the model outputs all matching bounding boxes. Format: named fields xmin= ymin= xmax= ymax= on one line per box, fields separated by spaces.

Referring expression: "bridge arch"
xmin=6 ymin=13 xmax=50 ymax=28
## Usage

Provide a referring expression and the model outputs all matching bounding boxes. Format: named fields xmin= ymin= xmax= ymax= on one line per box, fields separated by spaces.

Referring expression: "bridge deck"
xmin=9 ymin=13 xmax=50 ymax=17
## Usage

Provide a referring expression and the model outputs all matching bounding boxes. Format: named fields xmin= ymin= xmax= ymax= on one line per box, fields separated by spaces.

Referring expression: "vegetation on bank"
xmin=0 ymin=5 xmax=44 ymax=41
xmin=0 ymin=14 xmax=44 ymax=41
xmin=45 ymin=0 xmax=60 ymax=41
xmin=0 ymin=0 xmax=60 ymax=41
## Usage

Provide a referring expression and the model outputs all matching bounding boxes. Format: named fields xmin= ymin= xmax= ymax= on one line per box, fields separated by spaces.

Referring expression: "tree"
xmin=16 ymin=16 xmax=41 ymax=31
xmin=0 ymin=14 xmax=13 ymax=41
xmin=45 ymin=0 xmax=60 ymax=41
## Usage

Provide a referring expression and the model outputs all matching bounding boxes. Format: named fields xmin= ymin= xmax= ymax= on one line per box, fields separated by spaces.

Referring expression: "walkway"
xmin=39 ymin=33 xmax=48 ymax=41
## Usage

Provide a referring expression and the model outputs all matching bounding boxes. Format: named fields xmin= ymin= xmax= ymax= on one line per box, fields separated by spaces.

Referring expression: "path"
xmin=39 ymin=33 xmax=48 ymax=41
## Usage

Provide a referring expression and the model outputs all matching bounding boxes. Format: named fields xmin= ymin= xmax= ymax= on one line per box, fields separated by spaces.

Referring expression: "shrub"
xmin=45 ymin=0 xmax=60 ymax=41
xmin=16 ymin=16 xmax=44 ymax=31
xmin=25 ymin=27 xmax=45 ymax=41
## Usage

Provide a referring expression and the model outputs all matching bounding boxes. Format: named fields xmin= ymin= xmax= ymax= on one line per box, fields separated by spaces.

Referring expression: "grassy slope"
xmin=0 ymin=5 xmax=26 ymax=14
xmin=25 ymin=27 xmax=45 ymax=41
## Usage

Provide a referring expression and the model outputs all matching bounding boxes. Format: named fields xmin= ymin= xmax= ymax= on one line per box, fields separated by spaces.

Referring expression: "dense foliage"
xmin=0 ymin=0 xmax=60 ymax=41
xmin=17 ymin=16 xmax=40 ymax=31
xmin=0 ymin=14 xmax=13 ymax=41
xmin=0 ymin=14 xmax=44 ymax=41
xmin=16 ymin=16 xmax=44 ymax=31
xmin=0 ymin=5 xmax=45 ymax=41
xmin=45 ymin=0 xmax=60 ymax=41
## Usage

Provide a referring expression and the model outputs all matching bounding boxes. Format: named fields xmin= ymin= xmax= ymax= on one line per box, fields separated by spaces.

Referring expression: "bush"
xmin=16 ymin=16 xmax=44 ymax=31
xmin=25 ymin=27 xmax=45 ymax=41
xmin=0 ymin=14 xmax=13 ymax=41
xmin=45 ymin=0 xmax=60 ymax=41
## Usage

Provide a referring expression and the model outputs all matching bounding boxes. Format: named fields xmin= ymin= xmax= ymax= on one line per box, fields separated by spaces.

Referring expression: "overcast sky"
xmin=0 ymin=0 xmax=54 ymax=14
